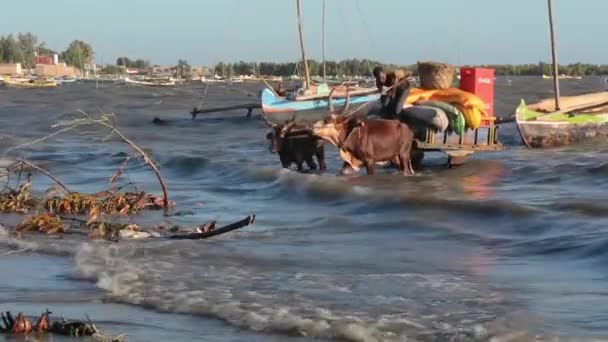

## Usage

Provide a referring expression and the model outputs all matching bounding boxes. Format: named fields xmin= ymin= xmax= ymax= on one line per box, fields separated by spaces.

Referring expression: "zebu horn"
xmin=281 ymin=120 xmax=297 ymax=137
xmin=262 ymin=116 xmax=276 ymax=127
xmin=341 ymin=86 xmax=351 ymax=115
xmin=327 ymin=88 xmax=337 ymax=113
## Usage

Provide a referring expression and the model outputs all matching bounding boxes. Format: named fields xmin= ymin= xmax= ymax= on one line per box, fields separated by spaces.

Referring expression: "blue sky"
xmin=2 ymin=0 xmax=603 ymax=66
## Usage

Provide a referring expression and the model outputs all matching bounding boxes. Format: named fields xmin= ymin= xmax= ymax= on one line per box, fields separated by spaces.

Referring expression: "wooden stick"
xmin=322 ymin=0 xmax=327 ymax=81
xmin=547 ymin=0 xmax=561 ymax=111
xmin=15 ymin=159 xmax=71 ymax=194
xmin=191 ymin=103 xmax=261 ymax=118
xmin=168 ymin=215 xmax=255 ymax=240
xmin=296 ymin=0 xmax=312 ymax=90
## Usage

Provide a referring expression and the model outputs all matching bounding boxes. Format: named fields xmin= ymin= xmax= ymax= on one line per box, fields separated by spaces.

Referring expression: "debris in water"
xmin=0 ymin=309 xmax=125 ymax=341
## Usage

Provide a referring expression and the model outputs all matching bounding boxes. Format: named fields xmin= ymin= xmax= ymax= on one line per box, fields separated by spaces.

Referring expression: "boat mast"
xmin=322 ymin=0 xmax=326 ymax=80
xmin=296 ymin=0 xmax=312 ymax=90
xmin=547 ymin=0 xmax=561 ymax=110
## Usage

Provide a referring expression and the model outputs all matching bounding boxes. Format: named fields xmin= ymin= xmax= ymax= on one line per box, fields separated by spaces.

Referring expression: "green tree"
xmin=214 ymin=62 xmax=226 ymax=77
xmin=0 ymin=34 xmax=24 ymax=64
xmin=100 ymin=65 xmax=124 ymax=74
xmin=134 ymin=59 xmax=149 ymax=70
xmin=61 ymin=40 xmax=93 ymax=71
xmin=116 ymin=57 xmax=131 ymax=67
xmin=17 ymin=32 xmax=38 ymax=68
xmin=177 ymin=59 xmax=191 ymax=78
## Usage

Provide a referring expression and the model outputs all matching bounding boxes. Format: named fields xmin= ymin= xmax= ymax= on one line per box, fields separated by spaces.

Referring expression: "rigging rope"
xmin=354 ymin=0 xmax=376 ymax=77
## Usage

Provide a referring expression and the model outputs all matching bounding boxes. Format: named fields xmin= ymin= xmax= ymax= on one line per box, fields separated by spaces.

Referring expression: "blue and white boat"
xmin=260 ymin=87 xmax=380 ymax=125
xmin=259 ymin=0 xmax=381 ymax=125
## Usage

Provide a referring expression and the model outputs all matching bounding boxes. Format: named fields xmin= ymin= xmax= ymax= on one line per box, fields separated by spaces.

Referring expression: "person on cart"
xmin=373 ymin=66 xmax=411 ymax=119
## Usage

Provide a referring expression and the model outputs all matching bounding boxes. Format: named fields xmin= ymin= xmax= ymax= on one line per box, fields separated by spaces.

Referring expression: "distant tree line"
xmin=0 ymin=32 xmax=93 ymax=71
xmin=113 ymin=57 xmax=191 ymax=77
xmin=212 ymin=59 xmax=407 ymax=78
xmin=210 ymin=59 xmax=608 ymax=77
xmin=116 ymin=57 xmax=150 ymax=70
xmin=464 ymin=62 xmax=608 ymax=76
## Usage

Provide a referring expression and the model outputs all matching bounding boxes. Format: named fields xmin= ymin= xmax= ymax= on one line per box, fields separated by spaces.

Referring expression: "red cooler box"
xmin=459 ymin=68 xmax=495 ymax=126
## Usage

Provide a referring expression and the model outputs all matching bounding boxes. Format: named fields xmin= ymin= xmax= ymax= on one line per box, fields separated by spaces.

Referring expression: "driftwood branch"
xmin=169 ymin=215 xmax=255 ymax=240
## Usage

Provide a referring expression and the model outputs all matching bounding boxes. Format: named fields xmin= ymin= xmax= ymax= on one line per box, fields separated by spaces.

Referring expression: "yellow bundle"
xmin=406 ymin=88 xmax=487 ymax=129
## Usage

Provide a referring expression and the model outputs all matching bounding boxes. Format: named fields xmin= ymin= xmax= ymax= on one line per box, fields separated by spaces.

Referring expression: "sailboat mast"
xmin=296 ymin=0 xmax=312 ymax=90
xmin=547 ymin=0 xmax=561 ymax=110
xmin=322 ymin=0 xmax=326 ymax=80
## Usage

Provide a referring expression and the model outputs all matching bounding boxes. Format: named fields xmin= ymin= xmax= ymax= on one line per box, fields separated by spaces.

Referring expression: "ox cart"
xmin=411 ymin=117 xmax=502 ymax=167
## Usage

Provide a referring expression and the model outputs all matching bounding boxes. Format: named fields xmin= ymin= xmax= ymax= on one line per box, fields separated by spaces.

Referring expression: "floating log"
xmin=191 ymin=103 xmax=261 ymax=119
xmin=168 ymin=215 xmax=255 ymax=240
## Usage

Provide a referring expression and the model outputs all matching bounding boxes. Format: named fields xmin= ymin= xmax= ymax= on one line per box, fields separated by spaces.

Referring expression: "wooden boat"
xmin=514 ymin=1 xmax=608 ymax=149
xmin=515 ymin=99 xmax=608 ymax=148
xmin=260 ymin=0 xmax=379 ymax=125
xmin=3 ymin=77 xmax=57 ymax=89
xmin=261 ymin=88 xmax=380 ymax=125
xmin=124 ymin=77 xmax=175 ymax=87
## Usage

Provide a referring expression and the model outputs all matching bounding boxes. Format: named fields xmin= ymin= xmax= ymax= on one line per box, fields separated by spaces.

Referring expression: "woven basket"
xmin=417 ymin=61 xmax=455 ymax=89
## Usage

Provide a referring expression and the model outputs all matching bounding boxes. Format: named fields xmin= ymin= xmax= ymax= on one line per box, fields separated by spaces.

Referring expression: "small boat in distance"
xmin=124 ymin=77 xmax=175 ymax=87
xmin=56 ymin=76 xmax=77 ymax=85
xmin=3 ymin=77 xmax=57 ymax=89
xmin=201 ymin=76 xmax=226 ymax=84
xmin=542 ymin=74 xmax=582 ymax=80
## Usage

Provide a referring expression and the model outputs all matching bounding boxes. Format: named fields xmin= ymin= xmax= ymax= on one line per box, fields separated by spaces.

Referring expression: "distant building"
xmin=35 ymin=53 xmax=59 ymax=66
xmin=36 ymin=63 xmax=79 ymax=77
xmin=0 ymin=63 xmax=23 ymax=75
xmin=151 ymin=65 xmax=172 ymax=74
xmin=190 ymin=66 xmax=211 ymax=77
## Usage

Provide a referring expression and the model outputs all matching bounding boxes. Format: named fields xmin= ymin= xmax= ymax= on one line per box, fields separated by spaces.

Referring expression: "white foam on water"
xmin=71 ymin=240 xmax=523 ymax=342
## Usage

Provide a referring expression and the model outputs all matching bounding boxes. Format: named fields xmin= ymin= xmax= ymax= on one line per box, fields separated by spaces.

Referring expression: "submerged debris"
xmin=17 ymin=213 xmax=64 ymax=234
xmin=0 ymin=181 xmax=35 ymax=213
xmin=0 ymin=309 xmax=124 ymax=341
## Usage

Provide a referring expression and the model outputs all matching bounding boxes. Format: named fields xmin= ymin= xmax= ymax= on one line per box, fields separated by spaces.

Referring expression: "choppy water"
xmin=1 ymin=77 xmax=608 ymax=341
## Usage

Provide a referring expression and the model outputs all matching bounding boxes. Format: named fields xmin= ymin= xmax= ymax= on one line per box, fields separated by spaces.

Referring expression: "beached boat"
xmin=261 ymin=88 xmax=380 ymax=125
xmin=124 ymin=77 xmax=175 ymax=87
xmin=3 ymin=77 xmax=57 ymax=89
xmin=515 ymin=99 xmax=608 ymax=148
xmin=514 ymin=1 xmax=608 ymax=149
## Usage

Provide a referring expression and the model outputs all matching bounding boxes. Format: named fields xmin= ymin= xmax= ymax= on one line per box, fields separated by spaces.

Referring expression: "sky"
xmin=1 ymin=0 xmax=605 ymax=66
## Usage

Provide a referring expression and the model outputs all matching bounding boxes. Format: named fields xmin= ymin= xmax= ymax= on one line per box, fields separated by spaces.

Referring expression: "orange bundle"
xmin=406 ymin=87 xmax=487 ymax=129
